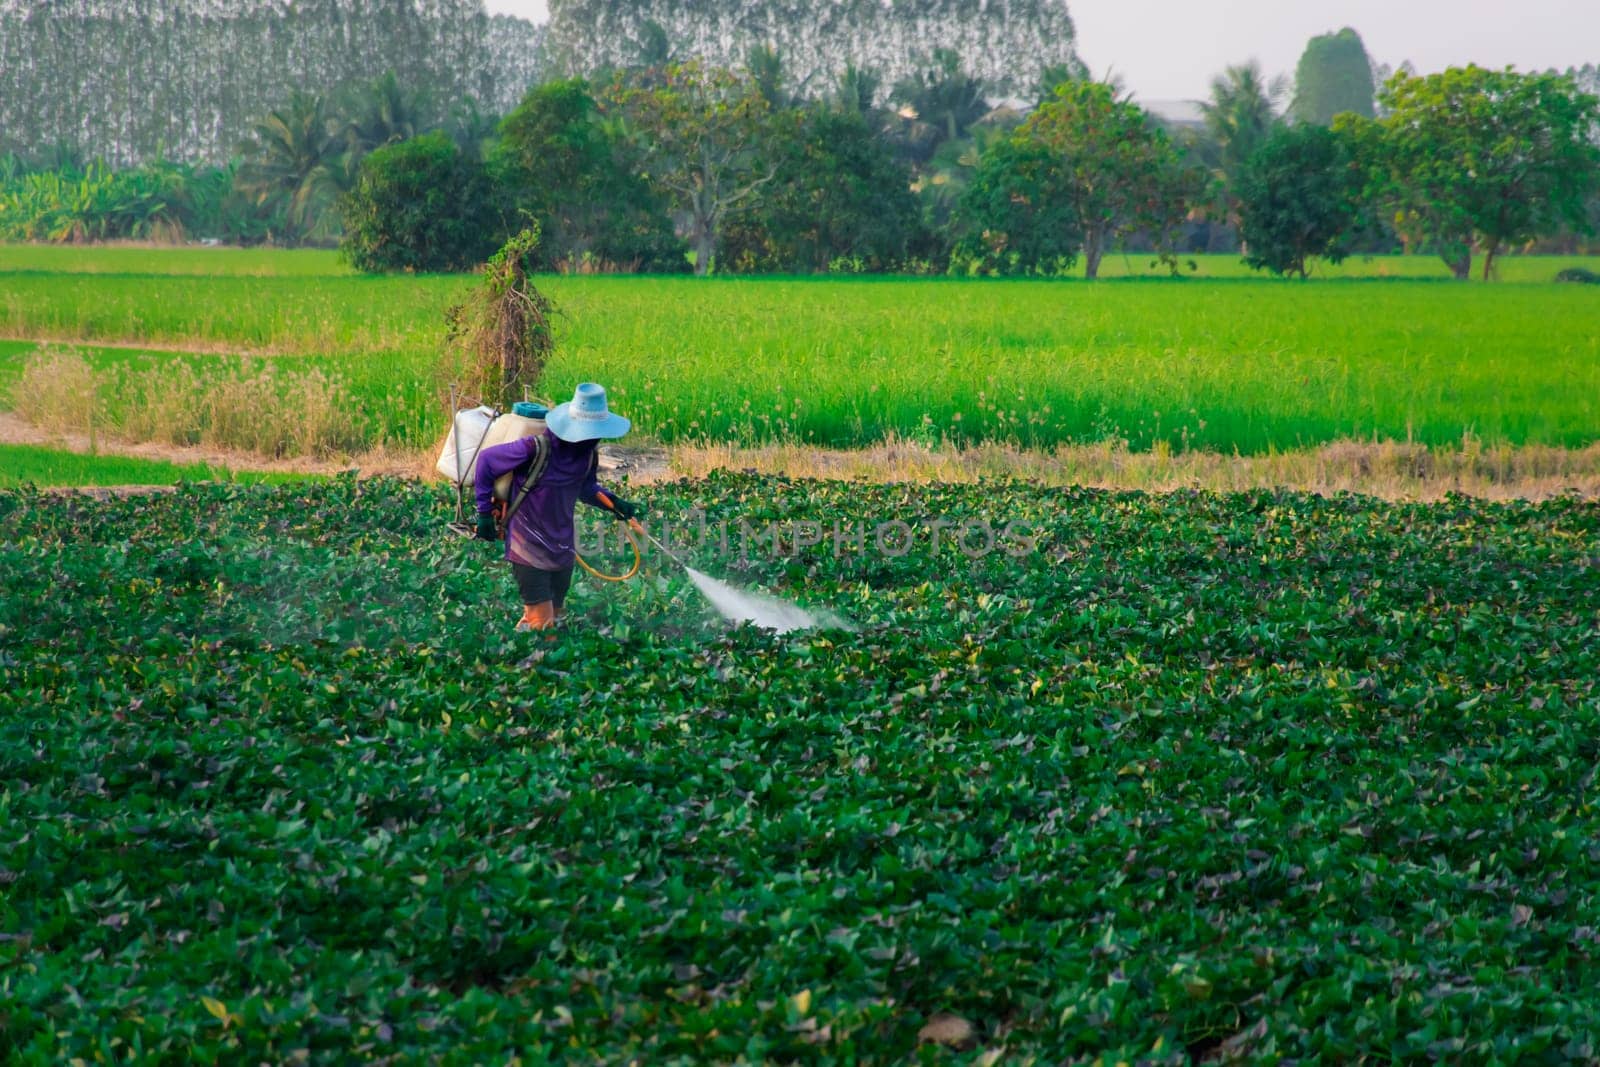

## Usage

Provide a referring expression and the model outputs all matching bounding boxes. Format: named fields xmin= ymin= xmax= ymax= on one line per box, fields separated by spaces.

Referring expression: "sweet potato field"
xmin=3 ymin=477 xmax=1598 ymax=1062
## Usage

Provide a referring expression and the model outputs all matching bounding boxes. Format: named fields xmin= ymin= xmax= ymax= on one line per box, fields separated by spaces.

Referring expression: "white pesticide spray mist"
xmin=683 ymin=567 xmax=852 ymax=634
xmin=632 ymin=524 xmax=852 ymax=634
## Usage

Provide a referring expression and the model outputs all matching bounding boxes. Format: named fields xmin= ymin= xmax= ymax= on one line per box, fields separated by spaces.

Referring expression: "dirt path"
xmin=7 ymin=411 xmax=1598 ymax=503
xmin=0 ymin=411 xmax=420 ymax=476
xmin=0 ymin=334 xmax=299 ymax=358
xmin=0 ymin=411 xmax=671 ymax=481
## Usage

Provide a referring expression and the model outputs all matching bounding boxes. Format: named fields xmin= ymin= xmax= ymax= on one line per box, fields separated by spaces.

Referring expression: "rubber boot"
xmin=515 ymin=601 xmax=557 ymax=632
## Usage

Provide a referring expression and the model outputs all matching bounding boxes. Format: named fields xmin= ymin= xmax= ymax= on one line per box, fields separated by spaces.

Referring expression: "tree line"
xmin=0 ymin=0 xmax=540 ymax=167
xmin=0 ymin=72 xmax=497 ymax=246
xmin=344 ymin=45 xmax=1600 ymax=281
xmin=4 ymin=30 xmax=1598 ymax=280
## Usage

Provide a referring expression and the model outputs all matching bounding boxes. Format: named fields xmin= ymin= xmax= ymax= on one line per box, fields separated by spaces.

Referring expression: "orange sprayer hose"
xmin=578 ymin=492 xmax=644 ymax=582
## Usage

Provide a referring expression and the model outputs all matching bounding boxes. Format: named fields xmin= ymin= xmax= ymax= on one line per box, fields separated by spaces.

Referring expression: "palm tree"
xmin=833 ymin=63 xmax=881 ymax=117
xmin=444 ymin=96 xmax=500 ymax=162
xmin=636 ymin=20 xmax=671 ymax=69
xmin=1199 ymin=61 xmax=1286 ymax=203
xmin=1033 ymin=60 xmax=1089 ymax=104
xmin=346 ymin=71 xmax=427 ymax=155
xmin=746 ymin=44 xmax=790 ymax=109
xmin=236 ymin=92 xmax=348 ymax=244
xmin=892 ymin=49 xmax=989 ymax=147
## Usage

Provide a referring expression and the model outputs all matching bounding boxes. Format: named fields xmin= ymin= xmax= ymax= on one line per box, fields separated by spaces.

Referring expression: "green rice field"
xmin=2 ymin=246 xmax=1597 ymax=454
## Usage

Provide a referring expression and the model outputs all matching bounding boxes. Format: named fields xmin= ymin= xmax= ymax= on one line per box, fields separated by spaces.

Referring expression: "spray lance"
xmin=586 ymin=489 xmax=706 ymax=583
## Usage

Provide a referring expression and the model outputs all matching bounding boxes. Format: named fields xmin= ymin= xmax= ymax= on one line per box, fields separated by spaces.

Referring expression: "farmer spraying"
xmin=474 ymin=382 xmax=641 ymax=632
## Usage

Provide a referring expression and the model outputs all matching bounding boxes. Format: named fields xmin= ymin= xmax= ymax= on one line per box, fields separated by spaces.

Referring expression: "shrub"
xmin=1554 ymin=267 xmax=1600 ymax=284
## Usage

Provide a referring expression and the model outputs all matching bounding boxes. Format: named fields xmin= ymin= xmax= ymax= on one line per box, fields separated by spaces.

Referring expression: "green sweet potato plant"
xmin=1 ymin=476 xmax=1598 ymax=1062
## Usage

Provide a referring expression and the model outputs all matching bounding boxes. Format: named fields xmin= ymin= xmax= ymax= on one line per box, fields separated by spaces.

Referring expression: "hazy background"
xmin=484 ymin=0 xmax=1598 ymax=100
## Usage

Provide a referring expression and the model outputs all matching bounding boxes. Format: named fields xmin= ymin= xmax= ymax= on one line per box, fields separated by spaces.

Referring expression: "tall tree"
xmin=1236 ymin=124 xmax=1364 ymax=279
xmin=636 ymin=20 xmax=672 ymax=69
xmin=1344 ymin=66 xmax=1600 ymax=280
xmin=1291 ymin=28 xmax=1377 ymax=125
xmin=1015 ymin=81 xmax=1204 ymax=279
xmin=607 ymin=61 xmax=775 ymax=275
xmin=1574 ymin=64 xmax=1599 ymax=97
xmin=236 ymin=92 xmax=349 ymax=243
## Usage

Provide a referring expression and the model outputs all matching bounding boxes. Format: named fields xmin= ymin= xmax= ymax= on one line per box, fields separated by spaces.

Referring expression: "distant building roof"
xmin=1141 ymin=99 xmax=1206 ymax=128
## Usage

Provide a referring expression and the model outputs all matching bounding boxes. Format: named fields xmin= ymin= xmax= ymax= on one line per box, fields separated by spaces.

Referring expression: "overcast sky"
xmin=483 ymin=0 xmax=1597 ymax=101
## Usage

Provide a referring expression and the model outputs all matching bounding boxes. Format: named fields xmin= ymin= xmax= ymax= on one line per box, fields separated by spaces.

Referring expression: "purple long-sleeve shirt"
xmin=475 ymin=431 xmax=608 ymax=570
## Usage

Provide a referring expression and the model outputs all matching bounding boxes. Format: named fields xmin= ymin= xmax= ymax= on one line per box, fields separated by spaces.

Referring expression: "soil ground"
xmin=7 ymin=412 xmax=1599 ymax=502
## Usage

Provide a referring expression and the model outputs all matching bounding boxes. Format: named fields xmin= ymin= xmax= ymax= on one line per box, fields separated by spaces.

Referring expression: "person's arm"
xmin=588 ymin=467 xmax=643 ymax=521
xmin=578 ymin=453 xmax=607 ymax=510
xmin=583 ymin=461 xmax=642 ymax=521
xmin=474 ymin=438 xmax=536 ymax=515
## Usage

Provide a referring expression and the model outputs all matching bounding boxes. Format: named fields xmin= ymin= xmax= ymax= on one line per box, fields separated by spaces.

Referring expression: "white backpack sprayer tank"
xmin=437 ymin=401 xmax=547 ymax=503
xmin=440 ymin=399 xmax=548 ymax=538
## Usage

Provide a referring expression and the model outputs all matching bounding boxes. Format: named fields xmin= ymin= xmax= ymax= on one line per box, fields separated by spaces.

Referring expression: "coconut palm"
xmin=746 ymin=44 xmax=791 ymax=109
xmin=1199 ymin=61 xmax=1286 ymax=200
xmin=892 ymin=49 xmax=988 ymax=148
xmin=444 ymin=96 xmax=500 ymax=162
xmin=236 ymin=92 xmax=349 ymax=244
xmin=1033 ymin=60 xmax=1089 ymax=104
xmin=346 ymin=71 xmax=428 ymax=155
xmin=833 ymin=63 xmax=881 ymax=117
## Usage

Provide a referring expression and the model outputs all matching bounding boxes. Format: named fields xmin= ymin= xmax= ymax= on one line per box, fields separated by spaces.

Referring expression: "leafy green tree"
xmin=607 ymin=62 xmax=775 ymax=275
xmin=1342 ymin=66 xmax=1600 ymax=279
xmin=1016 ymin=81 xmax=1204 ymax=278
xmin=339 ymin=132 xmax=504 ymax=273
xmin=722 ymin=107 xmax=924 ymax=273
xmin=1199 ymin=61 xmax=1285 ymax=210
xmin=1336 ymin=107 xmax=1474 ymax=275
xmin=1291 ymin=28 xmax=1377 ymax=125
xmin=236 ymin=92 xmax=349 ymax=244
xmin=950 ymin=136 xmax=1081 ymax=275
xmin=1236 ymin=124 xmax=1364 ymax=278
xmin=495 ymin=77 xmax=685 ymax=273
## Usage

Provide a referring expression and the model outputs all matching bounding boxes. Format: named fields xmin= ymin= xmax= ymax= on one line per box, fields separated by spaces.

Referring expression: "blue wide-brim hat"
xmin=546 ymin=382 xmax=631 ymax=442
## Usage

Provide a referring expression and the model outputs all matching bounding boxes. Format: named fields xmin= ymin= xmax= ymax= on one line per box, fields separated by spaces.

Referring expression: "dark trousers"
xmin=512 ymin=563 xmax=574 ymax=609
